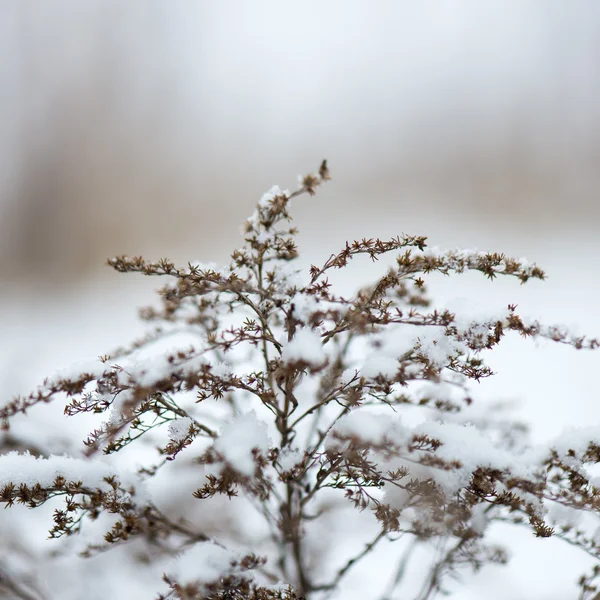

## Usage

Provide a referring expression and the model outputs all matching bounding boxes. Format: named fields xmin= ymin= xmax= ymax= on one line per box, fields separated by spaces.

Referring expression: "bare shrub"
xmin=1 ymin=162 xmax=600 ymax=599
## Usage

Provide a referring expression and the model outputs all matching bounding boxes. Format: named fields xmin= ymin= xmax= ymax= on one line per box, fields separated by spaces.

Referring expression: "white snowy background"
xmin=1 ymin=2 xmax=600 ymax=599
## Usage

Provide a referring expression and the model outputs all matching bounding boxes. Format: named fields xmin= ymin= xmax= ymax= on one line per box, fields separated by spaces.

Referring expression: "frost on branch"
xmin=1 ymin=160 xmax=600 ymax=600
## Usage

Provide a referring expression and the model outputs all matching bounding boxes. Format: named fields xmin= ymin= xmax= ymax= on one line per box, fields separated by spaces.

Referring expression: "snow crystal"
xmin=245 ymin=185 xmax=290 ymax=229
xmin=278 ymin=448 xmax=303 ymax=473
xmin=551 ymin=426 xmax=600 ymax=457
xmin=118 ymin=347 xmax=205 ymax=389
xmin=414 ymin=329 xmax=456 ymax=367
xmin=210 ymin=362 xmax=232 ymax=378
xmin=360 ymin=356 xmax=398 ymax=379
xmin=411 ymin=421 xmax=539 ymax=494
xmin=168 ymin=417 xmax=194 ymax=443
xmin=469 ymin=503 xmax=490 ymax=535
xmin=166 ymin=542 xmax=240 ymax=591
xmin=281 ymin=328 xmax=326 ymax=366
xmin=444 ymin=297 xmax=509 ymax=330
xmin=547 ymin=501 xmax=582 ymax=528
xmin=368 ymin=324 xmax=415 ymax=358
xmin=51 ymin=357 xmax=109 ymax=381
xmin=34 ymin=357 xmax=108 ymax=396
xmin=291 ymin=294 xmax=321 ymax=323
xmin=259 ymin=185 xmax=288 ymax=208
xmin=212 ymin=411 xmax=271 ymax=477
xmin=328 ymin=412 xmax=544 ymax=512
xmin=121 ymin=354 xmax=173 ymax=388
xmin=413 ymin=381 xmax=464 ymax=403
xmin=275 ymin=261 xmax=306 ymax=284
xmin=0 ymin=451 xmax=131 ymax=493
xmin=331 ymin=411 xmax=407 ymax=447
xmin=188 ymin=260 xmax=229 ymax=276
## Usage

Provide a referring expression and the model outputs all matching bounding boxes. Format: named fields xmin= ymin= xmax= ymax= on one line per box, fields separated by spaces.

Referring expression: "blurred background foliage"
xmin=1 ymin=1 xmax=599 ymax=282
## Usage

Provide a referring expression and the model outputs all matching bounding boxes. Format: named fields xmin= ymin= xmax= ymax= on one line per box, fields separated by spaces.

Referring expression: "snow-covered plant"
xmin=2 ymin=161 xmax=600 ymax=599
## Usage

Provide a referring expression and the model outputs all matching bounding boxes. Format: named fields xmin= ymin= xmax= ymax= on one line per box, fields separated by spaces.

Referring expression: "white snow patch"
xmin=212 ymin=411 xmax=271 ymax=477
xmin=246 ymin=185 xmax=290 ymax=230
xmin=360 ymin=356 xmax=398 ymax=379
xmin=278 ymin=448 xmax=303 ymax=473
xmin=0 ymin=452 xmax=146 ymax=502
xmin=331 ymin=411 xmax=407 ymax=447
xmin=551 ymin=426 xmax=600 ymax=457
xmin=547 ymin=501 xmax=582 ymax=528
xmin=168 ymin=417 xmax=194 ymax=443
xmin=165 ymin=542 xmax=241 ymax=592
xmin=281 ymin=328 xmax=326 ymax=366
